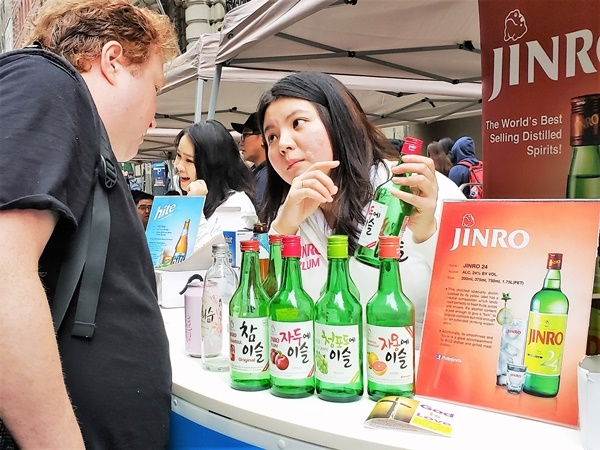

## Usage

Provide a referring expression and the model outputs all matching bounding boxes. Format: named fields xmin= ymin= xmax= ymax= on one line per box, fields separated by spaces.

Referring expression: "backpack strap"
xmin=14 ymin=44 xmax=118 ymax=338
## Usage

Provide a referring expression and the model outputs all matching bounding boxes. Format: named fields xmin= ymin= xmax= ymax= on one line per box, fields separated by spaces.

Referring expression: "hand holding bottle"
xmin=271 ymin=160 xmax=339 ymax=235
xmin=389 ymin=154 xmax=438 ymax=243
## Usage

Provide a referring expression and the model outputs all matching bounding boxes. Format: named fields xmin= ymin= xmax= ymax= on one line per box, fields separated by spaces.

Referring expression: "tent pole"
xmin=207 ymin=65 xmax=223 ymax=120
xmin=194 ymin=76 xmax=204 ymax=123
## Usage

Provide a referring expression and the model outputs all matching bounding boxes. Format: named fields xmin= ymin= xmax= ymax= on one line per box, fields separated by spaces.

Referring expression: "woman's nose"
xmin=278 ymin=130 xmax=293 ymax=155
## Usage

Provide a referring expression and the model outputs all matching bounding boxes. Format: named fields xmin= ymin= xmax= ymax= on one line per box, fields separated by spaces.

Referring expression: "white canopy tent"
xmin=135 ymin=0 xmax=482 ymax=161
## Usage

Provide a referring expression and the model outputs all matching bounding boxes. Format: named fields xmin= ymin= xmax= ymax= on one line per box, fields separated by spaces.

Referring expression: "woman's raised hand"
xmin=271 ymin=160 xmax=340 ymax=235
xmin=187 ymin=179 xmax=208 ymax=196
xmin=389 ymin=154 xmax=439 ymax=243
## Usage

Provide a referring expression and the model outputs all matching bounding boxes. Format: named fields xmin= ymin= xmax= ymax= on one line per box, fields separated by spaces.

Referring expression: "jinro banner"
xmin=416 ymin=200 xmax=600 ymax=427
xmin=478 ymin=0 xmax=600 ymax=199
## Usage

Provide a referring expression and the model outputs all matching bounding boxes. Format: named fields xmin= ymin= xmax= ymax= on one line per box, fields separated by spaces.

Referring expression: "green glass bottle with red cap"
xmin=355 ymin=137 xmax=423 ymax=268
xmin=269 ymin=235 xmax=315 ymax=398
xmin=365 ymin=236 xmax=415 ymax=400
xmin=229 ymin=240 xmax=270 ymax=391
xmin=314 ymin=235 xmax=363 ymax=402
xmin=262 ymin=234 xmax=283 ymax=298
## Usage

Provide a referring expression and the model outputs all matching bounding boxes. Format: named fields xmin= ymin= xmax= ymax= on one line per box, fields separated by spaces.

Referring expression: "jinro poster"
xmin=145 ymin=195 xmax=205 ymax=268
xmin=417 ymin=200 xmax=600 ymax=427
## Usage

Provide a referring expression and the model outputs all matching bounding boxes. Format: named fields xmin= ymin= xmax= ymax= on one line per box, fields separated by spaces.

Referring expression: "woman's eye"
xmin=293 ymin=118 xmax=306 ymax=128
xmin=266 ymin=134 xmax=277 ymax=143
xmin=187 ymin=159 xmax=194 ymax=164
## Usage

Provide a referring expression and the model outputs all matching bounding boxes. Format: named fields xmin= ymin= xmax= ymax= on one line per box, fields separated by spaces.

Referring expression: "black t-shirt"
xmin=0 ymin=51 xmax=171 ymax=449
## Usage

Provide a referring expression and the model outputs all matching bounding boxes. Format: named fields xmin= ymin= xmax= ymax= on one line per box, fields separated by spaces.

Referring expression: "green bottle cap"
xmin=327 ymin=235 xmax=348 ymax=259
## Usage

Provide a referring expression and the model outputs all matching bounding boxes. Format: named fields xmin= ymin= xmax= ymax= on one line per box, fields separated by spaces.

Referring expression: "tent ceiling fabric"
xmin=216 ymin=0 xmax=482 ymax=83
xmin=135 ymin=0 xmax=483 ymax=161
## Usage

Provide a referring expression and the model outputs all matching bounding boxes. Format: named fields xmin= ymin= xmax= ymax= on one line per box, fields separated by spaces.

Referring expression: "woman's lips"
xmin=287 ymin=159 xmax=302 ymax=170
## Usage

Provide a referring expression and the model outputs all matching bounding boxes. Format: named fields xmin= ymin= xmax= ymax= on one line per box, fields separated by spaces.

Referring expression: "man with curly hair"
xmin=0 ymin=1 xmax=179 ymax=448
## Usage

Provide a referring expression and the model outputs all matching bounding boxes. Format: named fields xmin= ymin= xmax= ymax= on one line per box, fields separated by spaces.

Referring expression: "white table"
xmin=163 ymin=308 xmax=584 ymax=450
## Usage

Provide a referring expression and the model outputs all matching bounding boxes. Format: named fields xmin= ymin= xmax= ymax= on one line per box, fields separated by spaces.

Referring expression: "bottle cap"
xmin=378 ymin=236 xmax=401 ymax=259
xmin=212 ymin=242 xmax=230 ymax=256
xmin=281 ymin=235 xmax=301 ymax=258
xmin=253 ymin=222 xmax=268 ymax=233
xmin=327 ymin=235 xmax=348 ymax=259
xmin=241 ymin=240 xmax=259 ymax=252
xmin=547 ymin=253 xmax=563 ymax=270
xmin=401 ymin=136 xmax=423 ymax=155
xmin=268 ymin=234 xmax=282 ymax=245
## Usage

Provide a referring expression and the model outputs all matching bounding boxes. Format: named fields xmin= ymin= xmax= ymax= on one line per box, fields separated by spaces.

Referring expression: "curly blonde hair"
xmin=23 ymin=0 xmax=179 ymax=72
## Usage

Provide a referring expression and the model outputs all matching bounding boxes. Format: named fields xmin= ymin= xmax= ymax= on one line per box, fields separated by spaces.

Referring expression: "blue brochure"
xmin=145 ymin=195 xmax=205 ymax=268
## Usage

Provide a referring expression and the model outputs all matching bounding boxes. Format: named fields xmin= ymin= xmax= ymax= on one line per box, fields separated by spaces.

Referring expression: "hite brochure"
xmin=416 ymin=200 xmax=600 ymax=427
xmin=145 ymin=195 xmax=205 ymax=268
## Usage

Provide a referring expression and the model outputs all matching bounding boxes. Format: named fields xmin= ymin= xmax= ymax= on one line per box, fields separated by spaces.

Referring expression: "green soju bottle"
xmin=315 ymin=235 xmax=363 ymax=402
xmin=229 ymin=240 xmax=270 ymax=391
xmin=262 ymin=234 xmax=283 ymax=298
xmin=567 ymin=94 xmax=600 ymax=198
xmin=355 ymin=137 xmax=422 ymax=268
xmin=269 ymin=235 xmax=315 ymax=398
xmin=366 ymin=236 xmax=415 ymax=400
xmin=523 ymin=253 xmax=569 ymax=398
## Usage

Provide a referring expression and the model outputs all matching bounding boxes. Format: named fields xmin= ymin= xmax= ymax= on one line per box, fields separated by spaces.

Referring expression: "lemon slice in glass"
xmin=496 ymin=308 xmax=514 ymax=325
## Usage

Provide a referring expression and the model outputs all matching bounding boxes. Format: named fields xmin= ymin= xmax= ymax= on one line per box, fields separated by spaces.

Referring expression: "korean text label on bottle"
xmin=230 ymin=317 xmax=269 ymax=373
xmin=269 ymin=321 xmax=314 ymax=379
xmin=315 ymin=324 xmax=360 ymax=384
xmin=366 ymin=325 xmax=414 ymax=385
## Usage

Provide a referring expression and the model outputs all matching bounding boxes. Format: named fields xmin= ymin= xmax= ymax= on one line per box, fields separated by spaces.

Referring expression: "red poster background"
xmin=416 ymin=200 xmax=600 ymax=427
xmin=478 ymin=0 xmax=600 ymax=199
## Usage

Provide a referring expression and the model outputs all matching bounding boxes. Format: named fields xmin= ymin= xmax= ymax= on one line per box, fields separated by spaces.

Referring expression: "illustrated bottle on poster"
xmin=269 ymin=235 xmax=315 ymax=398
xmin=262 ymin=234 xmax=283 ymax=298
xmin=181 ymin=274 xmax=204 ymax=357
xmin=587 ymin=244 xmax=600 ymax=356
xmin=523 ymin=253 xmax=569 ymax=398
xmin=365 ymin=236 xmax=415 ymax=400
xmin=314 ymin=235 xmax=363 ymax=402
xmin=355 ymin=137 xmax=423 ymax=268
xmin=229 ymin=240 xmax=271 ymax=390
xmin=567 ymin=93 xmax=600 ymax=199
xmin=253 ymin=222 xmax=270 ymax=282
xmin=171 ymin=219 xmax=191 ymax=264
xmin=201 ymin=243 xmax=238 ymax=371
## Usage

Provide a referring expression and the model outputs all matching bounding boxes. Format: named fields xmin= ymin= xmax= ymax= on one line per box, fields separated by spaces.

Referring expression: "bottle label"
xmin=366 ymin=324 xmax=414 ymax=385
xmin=314 ymin=323 xmax=361 ymax=384
xmin=201 ymin=290 xmax=223 ymax=357
xmin=229 ymin=317 xmax=269 ymax=372
xmin=255 ymin=233 xmax=270 ymax=259
xmin=524 ymin=312 xmax=567 ymax=376
xmin=357 ymin=201 xmax=388 ymax=248
xmin=269 ymin=320 xmax=314 ymax=379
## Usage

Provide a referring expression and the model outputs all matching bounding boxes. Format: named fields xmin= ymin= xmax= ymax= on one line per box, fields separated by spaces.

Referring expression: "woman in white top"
xmin=256 ymin=72 xmax=465 ymax=347
xmin=174 ymin=120 xmax=258 ymax=250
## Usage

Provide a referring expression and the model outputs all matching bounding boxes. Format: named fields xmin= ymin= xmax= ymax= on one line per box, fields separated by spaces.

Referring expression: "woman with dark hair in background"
xmin=426 ymin=141 xmax=453 ymax=177
xmin=256 ymin=71 xmax=465 ymax=346
xmin=175 ymin=120 xmax=257 ymax=250
xmin=438 ymin=136 xmax=455 ymax=160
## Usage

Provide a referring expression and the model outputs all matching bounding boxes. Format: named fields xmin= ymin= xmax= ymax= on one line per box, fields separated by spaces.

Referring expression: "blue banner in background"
xmin=152 ymin=162 xmax=166 ymax=187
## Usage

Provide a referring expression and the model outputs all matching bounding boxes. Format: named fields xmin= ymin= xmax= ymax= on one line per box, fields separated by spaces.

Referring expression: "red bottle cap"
xmin=547 ymin=253 xmax=563 ymax=270
xmin=401 ymin=136 xmax=423 ymax=155
xmin=378 ymin=236 xmax=401 ymax=259
xmin=240 ymin=240 xmax=259 ymax=252
xmin=281 ymin=235 xmax=301 ymax=258
xmin=268 ymin=234 xmax=282 ymax=245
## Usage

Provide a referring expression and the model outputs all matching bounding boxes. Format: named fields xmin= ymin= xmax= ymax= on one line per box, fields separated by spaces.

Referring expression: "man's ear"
xmin=100 ymin=41 xmax=125 ymax=86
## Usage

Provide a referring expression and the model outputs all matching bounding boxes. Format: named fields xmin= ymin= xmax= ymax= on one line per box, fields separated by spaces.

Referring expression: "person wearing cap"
xmin=232 ymin=112 xmax=268 ymax=209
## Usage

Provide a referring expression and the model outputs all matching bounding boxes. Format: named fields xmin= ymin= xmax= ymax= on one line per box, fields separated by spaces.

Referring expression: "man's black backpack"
xmin=0 ymin=44 xmax=117 ymax=450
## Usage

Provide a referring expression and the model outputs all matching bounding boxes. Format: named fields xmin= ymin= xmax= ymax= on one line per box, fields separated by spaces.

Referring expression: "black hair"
xmin=132 ymin=190 xmax=154 ymax=205
xmin=256 ymin=72 xmax=390 ymax=253
xmin=175 ymin=120 xmax=255 ymax=219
